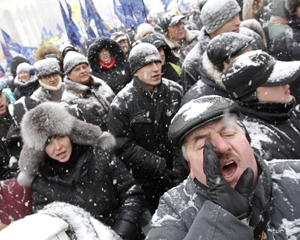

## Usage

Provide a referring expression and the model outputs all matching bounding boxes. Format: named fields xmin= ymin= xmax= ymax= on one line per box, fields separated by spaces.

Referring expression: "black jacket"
xmin=88 ymin=37 xmax=132 ymax=94
xmin=32 ymin=145 xmax=145 ymax=239
xmin=108 ymin=77 xmax=187 ymax=210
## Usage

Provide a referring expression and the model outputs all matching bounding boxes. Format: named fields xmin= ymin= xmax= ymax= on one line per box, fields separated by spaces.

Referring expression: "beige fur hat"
xmin=18 ymin=102 xmax=116 ymax=187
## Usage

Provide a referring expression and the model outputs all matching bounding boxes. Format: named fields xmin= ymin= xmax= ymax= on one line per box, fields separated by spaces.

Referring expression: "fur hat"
xmin=18 ymin=102 xmax=116 ymax=187
xmin=63 ymin=51 xmax=89 ymax=75
xmin=34 ymin=58 xmax=60 ymax=78
xmin=16 ymin=63 xmax=34 ymax=75
xmin=111 ymin=31 xmax=129 ymax=43
xmin=128 ymin=42 xmax=161 ymax=74
xmin=134 ymin=23 xmax=155 ymax=40
xmin=201 ymin=0 xmax=241 ymax=34
xmin=34 ymin=43 xmax=61 ymax=63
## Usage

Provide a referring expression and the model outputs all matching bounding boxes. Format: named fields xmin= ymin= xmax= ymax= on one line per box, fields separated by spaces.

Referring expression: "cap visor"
xmin=263 ymin=61 xmax=300 ymax=86
xmin=169 ymin=16 xmax=185 ymax=26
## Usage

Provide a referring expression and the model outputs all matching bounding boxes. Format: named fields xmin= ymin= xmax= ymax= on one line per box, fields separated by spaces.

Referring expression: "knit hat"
xmin=134 ymin=23 xmax=155 ymax=40
xmin=34 ymin=58 xmax=60 ymax=78
xmin=168 ymin=95 xmax=240 ymax=147
xmin=63 ymin=51 xmax=89 ymax=75
xmin=16 ymin=62 xmax=34 ymax=75
xmin=18 ymin=102 xmax=116 ymax=187
xmin=206 ymin=32 xmax=254 ymax=72
xmin=201 ymin=0 xmax=241 ymax=34
xmin=111 ymin=31 xmax=128 ymax=43
xmin=222 ymin=50 xmax=300 ymax=99
xmin=128 ymin=42 xmax=161 ymax=74
xmin=160 ymin=12 xmax=185 ymax=34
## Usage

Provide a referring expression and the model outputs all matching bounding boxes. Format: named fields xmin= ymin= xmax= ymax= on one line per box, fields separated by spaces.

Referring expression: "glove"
xmin=112 ymin=219 xmax=137 ymax=240
xmin=203 ymin=140 xmax=254 ymax=219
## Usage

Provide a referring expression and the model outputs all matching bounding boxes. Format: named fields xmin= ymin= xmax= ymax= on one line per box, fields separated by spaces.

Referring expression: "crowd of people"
xmin=1 ymin=0 xmax=300 ymax=239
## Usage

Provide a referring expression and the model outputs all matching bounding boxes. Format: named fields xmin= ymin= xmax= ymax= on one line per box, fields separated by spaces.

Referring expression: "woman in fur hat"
xmin=31 ymin=58 xmax=64 ymax=103
xmin=17 ymin=102 xmax=147 ymax=240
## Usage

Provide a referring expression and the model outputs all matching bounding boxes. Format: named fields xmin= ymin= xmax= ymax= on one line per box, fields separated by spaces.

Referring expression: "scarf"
xmin=99 ymin=56 xmax=115 ymax=70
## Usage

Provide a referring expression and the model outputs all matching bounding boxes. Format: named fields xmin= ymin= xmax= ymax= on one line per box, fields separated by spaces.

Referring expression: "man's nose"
xmin=210 ymin=135 xmax=231 ymax=154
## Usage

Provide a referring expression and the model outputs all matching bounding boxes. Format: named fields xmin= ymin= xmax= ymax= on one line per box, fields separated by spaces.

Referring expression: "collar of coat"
xmin=202 ymin=51 xmax=226 ymax=90
xmin=64 ymin=75 xmax=102 ymax=94
xmin=164 ymin=26 xmax=198 ymax=49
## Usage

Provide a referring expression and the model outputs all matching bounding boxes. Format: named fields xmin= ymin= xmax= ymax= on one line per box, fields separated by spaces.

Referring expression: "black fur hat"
xmin=18 ymin=102 xmax=116 ymax=187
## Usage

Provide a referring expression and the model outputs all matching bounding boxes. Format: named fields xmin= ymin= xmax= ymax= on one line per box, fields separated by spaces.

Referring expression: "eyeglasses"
xmin=40 ymin=73 xmax=59 ymax=80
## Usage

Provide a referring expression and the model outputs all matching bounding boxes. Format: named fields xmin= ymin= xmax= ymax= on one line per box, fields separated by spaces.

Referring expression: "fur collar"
xmin=164 ymin=27 xmax=198 ymax=49
xmin=38 ymin=76 xmax=62 ymax=91
xmin=202 ymin=52 xmax=226 ymax=90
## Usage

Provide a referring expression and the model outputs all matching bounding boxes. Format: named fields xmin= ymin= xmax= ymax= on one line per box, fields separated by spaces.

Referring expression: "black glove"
xmin=203 ymin=140 xmax=254 ymax=219
xmin=162 ymin=167 xmax=176 ymax=189
xmin=112 ymin=219 xmax=137 ymax=240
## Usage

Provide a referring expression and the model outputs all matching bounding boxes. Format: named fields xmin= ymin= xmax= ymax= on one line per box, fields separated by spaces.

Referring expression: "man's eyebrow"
xmin=192 ymin=134 xmax=207 ymax=145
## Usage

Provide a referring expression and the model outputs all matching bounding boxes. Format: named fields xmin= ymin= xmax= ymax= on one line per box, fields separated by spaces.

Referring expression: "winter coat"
xmin=146 ymin=158 xmax=300 ymax=240
xmin=181 ymin=27 xmax=267 ymax=93
xmin=88 ymin=37 xmax=132 ymax=94
xmin=237 ymin=0 xmax=271 ymax=27
xmin=30 ymin=76 xmax=65 ymax=103
xmin=181 ymin=52 xmax=229 ymax=106
xmin=31 ymin=145 xmax=146 ymax=239
xmin=60 ymin=75 xmax=115 ymax=130
xmin=163 ymin=27 xmax=199 ymax=63
xmin=0 ymin=112 xmax=14 ymax=180
xmin=13 ymin=75 xmax=39 ymax=100
xmin=0 ymin=178 xmax=32 ymax=225
xmin=107 ymin=77 xmax=187 ymax=210
xmin=267 ymin=0 xmax=300 ymax=61
xmin=239 ymin=101 xmax=300 ymax=160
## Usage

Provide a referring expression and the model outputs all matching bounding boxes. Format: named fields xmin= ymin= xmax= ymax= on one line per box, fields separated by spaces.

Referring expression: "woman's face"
xmin=99 ymin=48 xmax=111 ymax=63
xmin=296 ymin=4 xmax=300 ymax=18
xmin=18 ymin=71 xmax=31 ymax=82
xmin=44 ymin=134 xmax=72 ymax=163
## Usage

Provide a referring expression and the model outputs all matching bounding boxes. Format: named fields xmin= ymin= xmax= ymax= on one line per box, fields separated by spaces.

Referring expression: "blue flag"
xmin=161 ymin=0 xmax=173 ymax=11
xmin=66 ymin=1 xmax=83 ymax=43
xmin=85 ymin=0 xmax=111 ymax=37
xmin=59 ymin=1 xmax=84 ymax=49
xmin=56 ymin=24 xmax=64 ymax=37
xmin=80 ymin=1 xmax=96 ymax=39
xmin=120 ymin=0 xmax=138 ymax=28
xmin=0 ymin=65 xmax=5 ymax=75
xmin=1 ymin=42 xmax=12 ymax=67
xmin=1 ymin=29 xmax=22 ymax=54
xmin=41 ymin=27 xmax=53 ymax=42
xmin=129 ymin=0 xmax=148 ymax=26
xmin=1 ymin=29 xmax=36 ymax=64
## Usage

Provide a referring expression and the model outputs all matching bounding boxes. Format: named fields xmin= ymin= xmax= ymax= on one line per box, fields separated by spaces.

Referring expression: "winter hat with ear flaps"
xmin=222 ymin=50 xmax=300 ymax=100
xmin=128 ymin=42 xmax=161 ymax=74
xmin=206 ymin=32 xmax=254 ymax=72
xmin=18 ymin=102 xmax=116 ymax=188
xmin=63 ymin=51 xmax=89 ymax=75
xmin=201 ymin=0 xmax=241 ymax=34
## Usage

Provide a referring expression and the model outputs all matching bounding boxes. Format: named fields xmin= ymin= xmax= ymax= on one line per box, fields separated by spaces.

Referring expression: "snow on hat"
xmin=63 ymin=51 xmax=88 ymax=75
xmin=201 ymin=0 xmax=241 ymax=34
xmin=168 ymin=95 xmax=240 ymax=147
xmin=129 ymin=42 xmax=161 ymax=74
xmin=206 ymin=32 xmax=254 ymax=72
xmin=34 ymin=58 xmax=60 ymax=78
xmin=160 ymin=12 xmax=185 ymax=34
xmin=111 ymin=31 xmax=128 ymax=43
xmin=222 ymin=50 xmax=300 ymax=99
xmin=135 ymin=23 xmax=155 ymax=40
xmin=16 ymin=62 xmax=34 ymax=75
xmin=18 ymin=102 xmax=116 ymax=187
